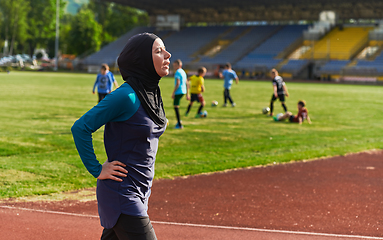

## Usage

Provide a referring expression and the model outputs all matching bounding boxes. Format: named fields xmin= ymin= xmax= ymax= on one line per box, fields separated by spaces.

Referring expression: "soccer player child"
xmin=92 ymin=63 xmax=119 ymax=102
xmin=269 ymin=68 xmax=289 ymax=116
xmin=171 ymin=59 xmax=188 ymax=129
xmin=219 ymin=62 xmax=239 ymax=107
xmin=185 ymin=67 xmax=207 ymax=118
xmin=273 ymin=100 xmax=312 ymax=124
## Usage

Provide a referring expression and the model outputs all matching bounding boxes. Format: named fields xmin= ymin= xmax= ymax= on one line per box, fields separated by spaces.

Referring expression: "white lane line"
xmin=0 ymin=205 xmax=98 ymax=218
xmin=151 ymin=221 xmax=383 ymax=239
xmin=1 ymin=205 xmax=382 ymax=239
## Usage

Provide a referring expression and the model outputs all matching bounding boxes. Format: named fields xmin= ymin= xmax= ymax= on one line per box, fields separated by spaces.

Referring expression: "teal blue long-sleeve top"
xmin=71 ymin=83 xmax=140 ymax=178
xmin=71 ymin=82 xmax=166 ymax=229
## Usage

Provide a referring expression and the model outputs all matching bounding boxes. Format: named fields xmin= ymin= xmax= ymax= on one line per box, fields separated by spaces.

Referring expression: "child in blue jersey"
xmin=219 ymin=62 xmax=239 ymax=107
xmin=93 ymin=63 xmax=119 ymax=102
xmin=72 ymin=33 xmax=171 ymax=240
xmin=171 ymin=59 xmax=188 ymax=129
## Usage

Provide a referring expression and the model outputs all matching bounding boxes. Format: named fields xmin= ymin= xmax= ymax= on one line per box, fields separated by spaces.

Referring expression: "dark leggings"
xmin=101 ymin=214 xmax=157 ymax=240
xmin=98 ymin=93 xmax=108 ymax=102
xmin=224 ymin=88 xmax=233 ymax=104
xmin=270 ymin=94 xmax=287 ymax=114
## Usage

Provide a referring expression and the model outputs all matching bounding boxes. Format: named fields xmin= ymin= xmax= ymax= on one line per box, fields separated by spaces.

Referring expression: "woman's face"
xmin=152 ymin=38 xmax=171 ymax=77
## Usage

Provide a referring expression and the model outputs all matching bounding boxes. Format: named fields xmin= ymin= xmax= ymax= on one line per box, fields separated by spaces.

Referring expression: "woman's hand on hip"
xmin=97 ymin=160 xmax=128 ymax=182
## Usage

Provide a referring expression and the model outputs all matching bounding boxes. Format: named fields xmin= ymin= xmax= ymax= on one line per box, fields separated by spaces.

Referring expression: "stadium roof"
xmin=108 ymin=0 xmax=383 ymax=23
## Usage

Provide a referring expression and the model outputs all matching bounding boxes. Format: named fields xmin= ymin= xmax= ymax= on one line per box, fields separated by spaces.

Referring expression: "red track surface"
xmin=1 ymin=150 xmax=383 ymax=239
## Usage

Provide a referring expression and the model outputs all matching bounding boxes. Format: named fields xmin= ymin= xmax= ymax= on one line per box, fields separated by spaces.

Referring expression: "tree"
xmin=66 ymin=8 xmax=102 ymax=56
xmin=87 ymin=0 xmax=149 ymax=46
xmin=58 ymin=14 xmax=74 ymax=56
xmin=0 ymin=0 xmax=30 ymax=55
xmin=26 ymin=0 xmax=66 ymax=57
xmin=88 ymin=0 xmax=109 ymax=27
xmin=105 ymin=3 xmax=148 ymax=39
xmin=0 ymin=10 xmax=3 ymax=54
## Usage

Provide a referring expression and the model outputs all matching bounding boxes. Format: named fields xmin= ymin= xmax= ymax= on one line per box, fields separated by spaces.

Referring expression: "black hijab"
xmin=117 ymin=33 xmax=166 ymax=128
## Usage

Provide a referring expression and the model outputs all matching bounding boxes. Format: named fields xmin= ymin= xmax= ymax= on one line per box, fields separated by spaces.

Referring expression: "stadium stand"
xmin=317 ymin=60 xmax=350 ymax=75
xmin=81 ymin=22 xmax=383 ymax=81
xmin=82 ymin=26 xmax=155 ymax=71
xmin=235 ymin=24 xmax=308 ymax=70
xmin=300 ymin=26 xmax=373 ymax=60
xmin=280 ymin=59 xmax=310 ymax=75
xmin=197 ymin=26 xmax=251 ymax=64
xmin=82 ymin=26 xmax=232 ymax=71
xmin=352 ymin=51 xmax=383 ymax=74
xmin=83 ymin=24 xmax=309 ymax=74
xmin=77 ymin=0 xmax=383 ymax=82
xmin=162 ymin=26 xmax=230 ymax=64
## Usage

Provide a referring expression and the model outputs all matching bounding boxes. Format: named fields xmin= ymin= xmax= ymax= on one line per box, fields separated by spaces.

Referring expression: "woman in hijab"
xmin=71 ymin=33 xmax=171 ymax=240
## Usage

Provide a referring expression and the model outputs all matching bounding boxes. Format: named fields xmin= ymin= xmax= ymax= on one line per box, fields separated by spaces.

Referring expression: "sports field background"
xmin=1 ymin=71 xmax=383 ymax=199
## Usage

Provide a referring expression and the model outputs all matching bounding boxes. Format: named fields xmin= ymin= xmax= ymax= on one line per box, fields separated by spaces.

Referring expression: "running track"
xmin=1 ymin=151 xmax=383 ymax=239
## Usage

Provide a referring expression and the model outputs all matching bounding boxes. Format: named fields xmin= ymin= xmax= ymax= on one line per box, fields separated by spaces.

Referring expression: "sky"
xmin=65 ymin=0 xmax=89 ymax=14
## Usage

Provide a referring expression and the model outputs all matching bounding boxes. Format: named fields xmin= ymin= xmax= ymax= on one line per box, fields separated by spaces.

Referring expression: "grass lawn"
xmin=0 ymin=71 xmax=383 ymax=198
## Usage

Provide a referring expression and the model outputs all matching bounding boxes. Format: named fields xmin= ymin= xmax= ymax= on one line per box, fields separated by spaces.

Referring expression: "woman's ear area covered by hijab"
xmin=118 ymin=33 xmax=161 ymax=84
xmin=152 ymin=38 xmax=171 ymax=78
xmin=117 ymin=33 xmax=167 ymax=128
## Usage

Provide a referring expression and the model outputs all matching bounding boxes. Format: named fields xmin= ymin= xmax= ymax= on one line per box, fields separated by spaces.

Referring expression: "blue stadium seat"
xmin=200 ymin=25 xmax=279 ymax=65
xmin=236 ymin=25 xmax=308 ymax=70
xmin=280 ymin=60 xmax=309 ymax=73
xmin=353 ymin=52 xmax=383 ymax=73
xmin=317 ymin=60 xmax=350 ymax=75
xmin=162 ymin=26 xmax=230 ymax=64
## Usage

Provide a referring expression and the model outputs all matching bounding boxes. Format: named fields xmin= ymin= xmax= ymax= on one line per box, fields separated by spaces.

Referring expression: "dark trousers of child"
xmin=186 ymin=103 xmax=203 ymax=114
xmin=270 ymin=98 xmax=287 ymax=115
xmin=174 ymin=107 xmax=181 ymax=125
xmin=98 ymin=93 xmax=108 ymax=102
xmin=100 ymin=214 xmax=157 ymax=240
xmin=224 ymin=89 xmax=233 ymax=104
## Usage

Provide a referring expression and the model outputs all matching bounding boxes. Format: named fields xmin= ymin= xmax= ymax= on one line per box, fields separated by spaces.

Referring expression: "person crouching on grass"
xmin=185 ymin=67 xmax=207 ymax=118
xmin=273 ymin=100 xmax=312 ymax=124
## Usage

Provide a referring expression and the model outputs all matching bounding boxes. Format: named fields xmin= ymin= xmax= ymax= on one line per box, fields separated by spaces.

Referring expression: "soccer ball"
xmin=201 ymin=110 xmax=208 ymax=118
xmin=211 ymin=100 xmax=218 ymax=107
xmin=262 ymin=107 xmax=270 ymax=114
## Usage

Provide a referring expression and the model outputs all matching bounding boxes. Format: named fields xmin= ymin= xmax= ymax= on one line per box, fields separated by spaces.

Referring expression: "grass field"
xmin=0 ymin=71 xmax=383 ymax=199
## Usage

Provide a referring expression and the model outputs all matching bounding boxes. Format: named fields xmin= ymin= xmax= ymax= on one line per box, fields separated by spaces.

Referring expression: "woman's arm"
xmin=283 ymin=84 xmax=289 ymax=97
xmin=172 ymin=78 xmax=180 ymax=99
xmin=71 ymin=84 xmax=140 ymax=178
xmin=92 ymin=77 xmax=98 ymax=94
xmin=273 ymin=85 xmax=278 ymax=97
xmin=306 ymin=115 xmax=312 ymax=124
xmin=186 ymin=78 xmax=191 ymax=100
